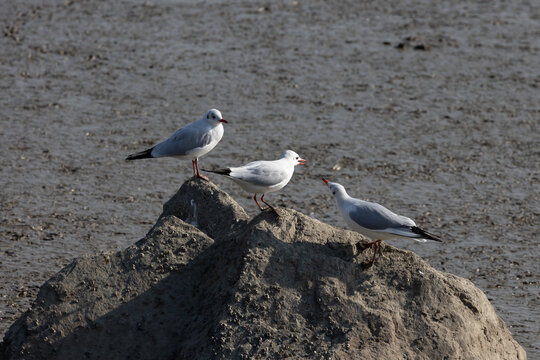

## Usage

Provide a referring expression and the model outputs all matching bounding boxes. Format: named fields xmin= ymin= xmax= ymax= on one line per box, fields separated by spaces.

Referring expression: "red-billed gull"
xmin=126 ymin=109 xmax=227 ymax=180
xmin=204 ymin=150 xmax=305 ymax=214
xmin=322 ymin=178 xmax=442 ymax=264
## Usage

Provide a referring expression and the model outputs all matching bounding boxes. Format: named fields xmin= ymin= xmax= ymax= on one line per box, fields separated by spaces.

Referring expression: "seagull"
xmin=126 ymin=109 xmax=227 ymax=180
xmin=322 ymin=178 xmax=442 ymax=264
xmin=203 ymin=150 xmax=306 ymax=214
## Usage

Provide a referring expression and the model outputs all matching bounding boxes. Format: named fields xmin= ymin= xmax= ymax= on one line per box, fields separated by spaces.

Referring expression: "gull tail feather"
xmin=411 ymin=226 xmax=443 ymax=242
xmin=201 ymin=168 xmax=231 ymax=176
xmin=126 ymin=147 xmax=154 ymax=161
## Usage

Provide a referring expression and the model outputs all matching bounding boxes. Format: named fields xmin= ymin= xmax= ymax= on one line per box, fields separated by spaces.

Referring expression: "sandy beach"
xmin=1 ymin=0 xmax=538 ymax=356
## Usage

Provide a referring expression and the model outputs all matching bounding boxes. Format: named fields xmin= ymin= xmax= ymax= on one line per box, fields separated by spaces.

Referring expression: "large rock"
xmin=1 ymin=179 xmax=526 ymax=359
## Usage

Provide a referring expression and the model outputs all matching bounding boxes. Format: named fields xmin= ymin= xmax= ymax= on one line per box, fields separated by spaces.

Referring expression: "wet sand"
xmin=1 ymin=0 xmax=538 ymax=356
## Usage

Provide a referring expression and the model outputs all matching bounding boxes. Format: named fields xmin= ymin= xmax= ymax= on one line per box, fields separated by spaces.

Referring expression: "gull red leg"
xmin=260 ymin=194 xmax=272 ymax=209
xmin=194 ymin=158 xmax=209 ymax=181
xmin=261 ymin=194 xmax=279 ymax=215
xmin=253 ymin=194 xmax=264 ymax=211
xmin=366 ymin=239 xmax=382 ymax=264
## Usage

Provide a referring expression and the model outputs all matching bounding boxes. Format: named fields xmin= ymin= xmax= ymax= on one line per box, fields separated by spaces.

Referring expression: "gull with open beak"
xmin=322 ymin=178 xmax=442 ymax=264
xmin=203 ymin=150 xmax=306 ymax=214
xmin=126 ymin=109 xmax=227 ymax=180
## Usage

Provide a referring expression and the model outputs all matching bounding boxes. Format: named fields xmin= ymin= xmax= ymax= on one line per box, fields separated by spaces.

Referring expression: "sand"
xmin=0 ymin=0 xmax=538 ymax=356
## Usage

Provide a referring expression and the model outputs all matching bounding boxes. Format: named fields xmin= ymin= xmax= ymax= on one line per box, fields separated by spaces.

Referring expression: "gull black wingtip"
xmin=201 ymin=168 xmax=231 ymax=176
xmin=125 ymin=148 xmax=153 ymax=161
xmin=411 ymin=226 xmax=443 ymax=242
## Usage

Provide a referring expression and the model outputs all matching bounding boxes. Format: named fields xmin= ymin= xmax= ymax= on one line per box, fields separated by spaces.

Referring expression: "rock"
xmin=159 ymin=178 xmax=250 ymax=239
xmin=0 ymin=179 xmax=526 ymax=359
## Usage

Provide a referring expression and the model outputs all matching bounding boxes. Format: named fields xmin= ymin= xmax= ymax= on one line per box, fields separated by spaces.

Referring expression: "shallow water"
xmin=1 ymin=0 xmax=538 ymax=356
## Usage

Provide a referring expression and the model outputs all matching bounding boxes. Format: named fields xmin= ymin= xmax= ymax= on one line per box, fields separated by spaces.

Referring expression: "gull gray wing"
xmin=348 ymin=200 xmax=415 ymax=231
xmin=152 ymin=125 xmax=212 ymax=157
xmin=230 ymin=161 xmax=289 ymax=187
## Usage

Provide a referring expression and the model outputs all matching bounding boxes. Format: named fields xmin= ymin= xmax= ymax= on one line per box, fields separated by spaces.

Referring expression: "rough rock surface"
xmin=1 ymin=179 xmax=526 ymax=359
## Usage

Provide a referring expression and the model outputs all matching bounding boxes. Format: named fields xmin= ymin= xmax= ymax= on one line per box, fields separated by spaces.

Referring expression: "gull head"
xmin=282 ymin=150 xmax=306 ymax=166
xmin=204 ymin=109 xmax=227 ymax=125
xmin=322 ymin=178 xmax=347 ymax=197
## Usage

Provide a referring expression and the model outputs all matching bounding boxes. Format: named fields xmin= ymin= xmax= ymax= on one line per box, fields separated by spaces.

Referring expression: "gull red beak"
xmin=220 ymin=119 xmax=228 ymax=123
xmin=322 ymin=178 xmax=329 ymax=185
xmin=298 ymin=158 xmax=306 ymax=166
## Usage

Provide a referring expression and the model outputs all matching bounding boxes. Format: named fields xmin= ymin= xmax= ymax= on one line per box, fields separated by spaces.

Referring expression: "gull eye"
xmin=212 ymin=114 xmax=216 ymax=119
xmin=332 ymin=191 xmax=336 ymax=195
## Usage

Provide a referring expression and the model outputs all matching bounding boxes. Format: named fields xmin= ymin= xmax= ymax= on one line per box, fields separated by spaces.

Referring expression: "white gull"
xmin=322 ymin=178 xmax=442 ymax=263
xmin=126 ymin=109 xmax=227 ymax=180
xmin=204 ymin=150 xmax=305 ymax=214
